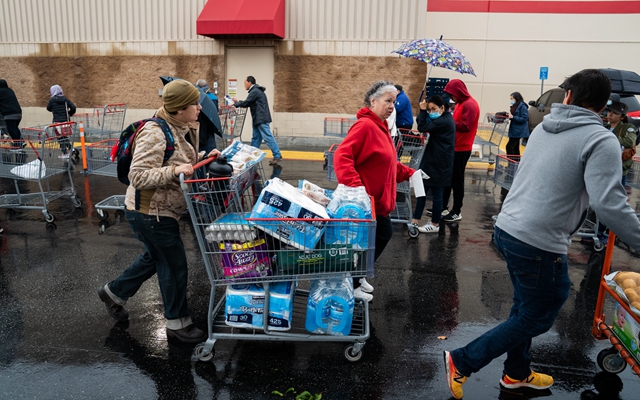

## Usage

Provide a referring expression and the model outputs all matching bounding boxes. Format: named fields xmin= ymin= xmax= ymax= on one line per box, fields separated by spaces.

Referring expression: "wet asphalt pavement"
xmin=0 ymin=157 xmax=639 ymax=400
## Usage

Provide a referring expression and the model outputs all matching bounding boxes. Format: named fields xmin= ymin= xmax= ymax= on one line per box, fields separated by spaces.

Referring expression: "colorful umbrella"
xmin=392 ymin=38 xmax=476 ymax=76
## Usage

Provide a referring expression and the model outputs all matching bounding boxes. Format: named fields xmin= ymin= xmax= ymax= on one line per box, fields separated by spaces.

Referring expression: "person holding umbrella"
xmin=605 ymin=97 xmax=636 ymax=186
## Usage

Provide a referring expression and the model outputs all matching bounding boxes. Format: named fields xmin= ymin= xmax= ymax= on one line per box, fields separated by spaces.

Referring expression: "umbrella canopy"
xmin=599 ymin=68 xmax=640 ymax=95
xmin=392 ymin=38 xmax=476 ymax=76
xmin=159 ymin=76 xmax=221 ymax=131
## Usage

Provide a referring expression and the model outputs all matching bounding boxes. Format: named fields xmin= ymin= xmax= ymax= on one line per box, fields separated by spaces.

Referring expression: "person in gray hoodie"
xmin=443 ymin=69 xmax=640 ymax=399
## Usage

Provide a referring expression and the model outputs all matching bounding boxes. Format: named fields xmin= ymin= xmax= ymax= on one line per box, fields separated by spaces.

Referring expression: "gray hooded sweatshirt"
xmin=496 ymin=103 xmax=640 ymax=254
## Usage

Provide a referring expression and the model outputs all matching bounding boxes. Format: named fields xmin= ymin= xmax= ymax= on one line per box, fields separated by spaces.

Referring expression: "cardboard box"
xmin=276 ymin=244 xmax=361 ymax=275
xmin=612 ymin=302 xmax=640 ymax=363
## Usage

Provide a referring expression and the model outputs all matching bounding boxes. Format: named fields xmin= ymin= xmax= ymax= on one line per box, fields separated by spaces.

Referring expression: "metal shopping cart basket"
xmin=0 ymin=122 xmax=82 ymax=222
xmin=85 ymin=138 xmax=126 ymax=233
xmin=472 ymin=113 xmax=510 ymax=164
xmin=216 ymin=106 xmax=248 ymax=148
xmin=182 ymin=157 xmax=374 ymax=363
xmin=71 ymin=103 xmax=127 ymax=142
xmin=592 ymin=232 xmax=640 ymax=376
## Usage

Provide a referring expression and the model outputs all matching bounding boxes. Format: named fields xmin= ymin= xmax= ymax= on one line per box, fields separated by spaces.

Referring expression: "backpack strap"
xmin=146 ymin=117 xmax=175 ymax=163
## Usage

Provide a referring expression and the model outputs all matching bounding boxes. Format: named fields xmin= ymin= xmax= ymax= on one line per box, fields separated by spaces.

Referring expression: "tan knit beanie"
xmin=163 ymin=80 xmax=200 ymax=112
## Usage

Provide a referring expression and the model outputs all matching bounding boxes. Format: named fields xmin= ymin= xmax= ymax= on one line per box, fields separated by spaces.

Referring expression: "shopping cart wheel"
xmin=72 ymin=196 xmax=82 ymax=208
xmin=408 ymin=226 xmax=420 ymax=238
xmin=5 ymin=209 xmax=16 ymax=220
xmin=97 ymin=209 xmax=109 ymax=221
xmin=597 ymin=346 xmax=627 ymax=374
xmin=593 ymin=239 xmax=605 ymax=252
xmin=115 ymin=210 xmax=125 ymax=222
xmin=193 ymin=343 xmax=215 ymax=362
xmin=44 ymin=212 xmax=55 ymax=223
xmin=98 ymin=220 xmax=109 ymax=235
xmin=343 ymin=344 xmax=363 ymax=362
xmin=46 ymin=222 xmax=57 ymax=233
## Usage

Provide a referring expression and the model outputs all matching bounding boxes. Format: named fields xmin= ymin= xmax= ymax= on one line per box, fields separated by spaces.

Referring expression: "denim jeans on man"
xmin=107 ymin=210 xmax=191 ymax=327
xmin=451 ymin=226 xmax=571 ymax=380
xmin=252 ymin=123 xmax=281 ymax=159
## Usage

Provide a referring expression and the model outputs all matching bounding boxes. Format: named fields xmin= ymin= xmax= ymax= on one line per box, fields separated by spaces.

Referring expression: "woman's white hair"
xmin=364 ymin=80 xmax=397 ymax=107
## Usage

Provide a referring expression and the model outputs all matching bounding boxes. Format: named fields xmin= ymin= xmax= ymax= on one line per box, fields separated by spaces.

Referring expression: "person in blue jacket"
xmin=411 ymin=95 xmax=455 ymax=233
xmin=394 ymin=84 xmax=414 ymax=132
xmin=506 ymin=92 xmax=530 ymax=155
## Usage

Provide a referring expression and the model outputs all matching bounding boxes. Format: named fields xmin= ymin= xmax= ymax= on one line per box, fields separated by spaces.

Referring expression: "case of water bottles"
xmin=181 ymin=164 xmax=375 ymax=363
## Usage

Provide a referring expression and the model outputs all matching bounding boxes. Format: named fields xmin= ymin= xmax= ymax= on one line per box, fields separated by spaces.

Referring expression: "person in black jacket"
xmin=0 ymin=79 xmax=23 ymax=141
xmin=46 ymin=85 xmax=76 ymax=156
xmin=411 ymin=95 xmax=456 ymax=233
xmin=232 ymin=76 xmax=282 ymax=165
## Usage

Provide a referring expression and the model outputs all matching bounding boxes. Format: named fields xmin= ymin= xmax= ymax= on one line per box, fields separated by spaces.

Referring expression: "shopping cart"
xmin=392 ymin=130 xmax=429 ymax=237
xmin=472 ymin=113 xmax=510 ymax=164
xmin=85 ymin=138 xmax=126 ymax=233
xmin=182 ymin=157 xmax=374 ymax=363
xmin=71 ymin=103 xmax=127 ymax=142
xmin=0 ymin=122 xmax=82 ymax=222
xmin=325 ymin=130 xmax=428 ymax=237
xmin=216 ymin=106 xmax=248 ymax=148
xmin=592 ymin=232 xmax=640 ymax=376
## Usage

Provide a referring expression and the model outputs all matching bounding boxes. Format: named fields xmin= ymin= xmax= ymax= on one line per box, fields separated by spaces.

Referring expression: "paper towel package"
xmin=224 ymin=281 xmax=295 ymax=331
xmin=219 ymin=238 xmax=272 ymax=280
xmin=250 ymin=178 xmax=329 ymax=250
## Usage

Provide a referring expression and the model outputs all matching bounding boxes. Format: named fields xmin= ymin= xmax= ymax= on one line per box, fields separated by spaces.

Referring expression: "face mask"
xmin=607 ymin=100 xmax=612 ymax=106
xmin=510 ymin=100 xmax=515 ymax=106
xmin=429 ymin=112 xmax=441 ymax=119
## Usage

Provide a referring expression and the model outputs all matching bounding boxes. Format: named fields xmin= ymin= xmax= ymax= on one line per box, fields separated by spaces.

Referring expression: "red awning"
xmin=196 ymin=0 xmax=285 ymax=38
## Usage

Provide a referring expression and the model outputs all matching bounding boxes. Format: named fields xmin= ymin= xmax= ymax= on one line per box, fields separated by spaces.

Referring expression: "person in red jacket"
xmin=334 ymin=80 xmax=415 ymax=301
xmin=440 ymin=79 xmax=480 ymax=223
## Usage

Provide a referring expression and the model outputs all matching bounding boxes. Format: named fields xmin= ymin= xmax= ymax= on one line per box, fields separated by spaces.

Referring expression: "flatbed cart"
xmin=0 ymin=122 xmax=82 ymax=222
xmin=181 ymin=157 xmax=374 ymax=363
xmin=85 ymin=138 xmax=125 ymax=233
xmin=216 ymin=106 xmax=248 ymax=148
xmin=325 ymin=131 xmax=428 ymax=238
xmin=592 ymin=231 xmax=640 ymax=376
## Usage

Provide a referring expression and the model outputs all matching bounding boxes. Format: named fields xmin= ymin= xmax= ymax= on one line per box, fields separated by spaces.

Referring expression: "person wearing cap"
xmin=98 ymin=79 xmax=220 ymax=344
xmin=605 ymin=99 xmax=636 ymax=185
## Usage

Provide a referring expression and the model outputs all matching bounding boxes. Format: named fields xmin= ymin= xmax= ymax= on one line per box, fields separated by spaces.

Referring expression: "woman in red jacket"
xmin=334 ymin=80 xmax=415 ymax=301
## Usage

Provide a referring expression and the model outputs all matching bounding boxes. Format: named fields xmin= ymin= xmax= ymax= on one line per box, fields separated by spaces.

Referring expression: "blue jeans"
xmin=251 ymin=123 xmax=281 ymax=159
xmin=108 ymin=211 xmax=191 ymax=322
xmin=451 ymin=226 xmax=571 ymax=380
xmin=412 ymin=184 xmax=443 ymax=224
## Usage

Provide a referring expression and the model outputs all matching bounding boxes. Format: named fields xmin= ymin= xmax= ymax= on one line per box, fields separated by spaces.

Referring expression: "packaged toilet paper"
xmin=225 ymin=281 xmax=295 ymax=331
xmin=250 ymin=178 xmax=329 ymax=250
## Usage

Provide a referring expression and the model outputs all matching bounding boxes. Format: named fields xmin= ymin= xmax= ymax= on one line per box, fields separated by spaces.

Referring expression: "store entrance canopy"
xmin=196 ymin=0 xmax=285 ymax=39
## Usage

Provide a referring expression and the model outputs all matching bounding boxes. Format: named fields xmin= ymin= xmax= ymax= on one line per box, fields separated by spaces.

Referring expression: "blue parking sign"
xmin=540 ymin=67 xmax=549 ymax=80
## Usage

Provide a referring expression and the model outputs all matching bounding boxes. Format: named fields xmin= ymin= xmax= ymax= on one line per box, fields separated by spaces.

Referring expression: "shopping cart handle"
xmin=192 ymin=154 xmax=219 ymax=170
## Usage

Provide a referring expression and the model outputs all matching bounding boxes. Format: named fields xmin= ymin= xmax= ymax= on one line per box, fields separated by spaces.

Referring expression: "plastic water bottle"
xmin=326 ymin=185 xmax=372 ymax=248
xmin=305 ymin=277 xmax=354 ymax=336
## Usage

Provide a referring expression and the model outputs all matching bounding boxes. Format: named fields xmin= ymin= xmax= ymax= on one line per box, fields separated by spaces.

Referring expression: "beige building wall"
xmin=425 ymin=11 xmax=640 ymax=118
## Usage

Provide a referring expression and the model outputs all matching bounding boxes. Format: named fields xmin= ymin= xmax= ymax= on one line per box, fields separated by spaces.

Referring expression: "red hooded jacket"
xmin=444 ymin=79 xmax=480 ymax=151
xmin=334 ymin=108 xmax=415 ymax=217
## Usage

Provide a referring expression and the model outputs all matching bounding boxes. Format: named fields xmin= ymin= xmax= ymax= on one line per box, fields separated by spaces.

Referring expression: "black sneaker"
xmin=442 ymin=213 xmax=462 ymax=223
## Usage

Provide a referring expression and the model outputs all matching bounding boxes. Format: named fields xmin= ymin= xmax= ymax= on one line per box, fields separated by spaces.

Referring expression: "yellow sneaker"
xmin=500 ymin=371 xmax=554 ymax=390
xmin=444 ymin=351 xmax=467 ymax=399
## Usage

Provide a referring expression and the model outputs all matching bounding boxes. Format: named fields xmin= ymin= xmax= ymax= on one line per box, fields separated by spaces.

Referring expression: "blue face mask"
xmin=510 ymin=100 xmax=515 ymax=106
xmin=429 ymin=112 xmax=441 ymax=119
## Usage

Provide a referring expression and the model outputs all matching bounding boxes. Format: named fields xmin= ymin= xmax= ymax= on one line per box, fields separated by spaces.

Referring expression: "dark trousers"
xmin=5 ymin=119 xmax=21 ymax=140
xmin=506 ymin=138 xmax=521 ymax=156
xmin=413 ymin=185 xmax=444 ymax=224
xmin=442 ymin=151 xmax=471 ymax=215
xmin=354 ymin=214 xmax=393 ymax=288
xmin=108 ymin=210 xmax=191 ymax=321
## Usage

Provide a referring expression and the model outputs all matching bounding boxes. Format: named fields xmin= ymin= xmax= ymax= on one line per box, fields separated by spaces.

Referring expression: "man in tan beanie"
xmin=98 ymin=79 xmax=220 ymax=344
